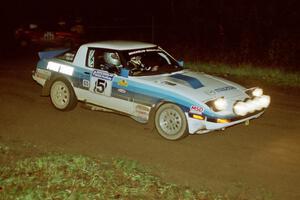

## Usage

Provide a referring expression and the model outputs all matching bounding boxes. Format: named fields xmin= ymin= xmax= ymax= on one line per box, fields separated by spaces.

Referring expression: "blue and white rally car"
xmin=32 ymin=41 xmax=270 ymax=140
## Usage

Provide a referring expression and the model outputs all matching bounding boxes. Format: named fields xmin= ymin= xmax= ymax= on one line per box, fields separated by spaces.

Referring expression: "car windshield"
xmin=123 ymin=48 xmax=182 ymax=76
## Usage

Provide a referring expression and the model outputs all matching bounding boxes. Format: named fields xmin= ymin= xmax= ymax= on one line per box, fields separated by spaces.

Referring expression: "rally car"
xmin=32 ymin=41 xmax=271 ymax=140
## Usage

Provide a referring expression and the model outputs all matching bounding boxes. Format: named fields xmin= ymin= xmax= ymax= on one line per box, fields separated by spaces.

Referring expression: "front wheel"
xmin=155 ymin=103 xmax=188 ymax=140
xmin=50 ymin=79 xmax=77 ymax=111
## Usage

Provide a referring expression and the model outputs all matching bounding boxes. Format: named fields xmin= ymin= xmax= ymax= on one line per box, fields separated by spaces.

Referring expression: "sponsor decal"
xmin=117 ymin=88 xmax=127 ymax=94
xmin=47 ymin=61 xmax=60 ymax=72
xmin=190 ymin=105 xmax=204 ymax=114
xmin=205 ymin=89 xmax=216 ymax=96
xmin=118 ymin=80 xmax=128 ymax=87
xmin=214 ymin=86 xmax=236 ymax=92
xmin=128 ymin=48 xmax=160 ymax=55
xmin=47 ymin=61 xmax=74 ymax=76
xmin=59 ymin=65 xmax=74 ymax=76
xmin=92 ymin=70 xmax=114 ymax=81
xmin=82 ymin=79 xmax=90 ymax=88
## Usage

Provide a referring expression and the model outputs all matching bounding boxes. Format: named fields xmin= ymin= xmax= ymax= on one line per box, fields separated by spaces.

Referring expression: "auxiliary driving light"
xmin=252 ymin=97 xmax=264 ymax=111
xmin=233 ymin=95 xmax=271 ymax=116
xmin=252 ymin=88 xmax=263 ymax=97
xmin=233 ymin=102 xmax=248 ymax=116
xmin=213 ymin=98 xmax=228 ymax=111
xmin=258 ymin=95 xmax=271 ymax=108
xmin=245 ymin=99 xmax=257 ymax=113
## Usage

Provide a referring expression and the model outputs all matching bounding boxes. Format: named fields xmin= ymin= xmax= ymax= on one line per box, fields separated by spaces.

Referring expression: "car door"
xmin=85 ymin=48 xmax=134 ymax=114
xmin=86 ymin=48 xmax=117 ymax=97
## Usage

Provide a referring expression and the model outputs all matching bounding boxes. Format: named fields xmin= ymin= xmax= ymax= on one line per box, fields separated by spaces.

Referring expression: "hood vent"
xmin=163 ymin=81 xmax=177 ymax=86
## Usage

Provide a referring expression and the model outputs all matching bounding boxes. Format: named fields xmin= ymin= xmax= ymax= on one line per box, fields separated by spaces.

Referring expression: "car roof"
xmin=82 ymin=40 xmax=157 ymax=51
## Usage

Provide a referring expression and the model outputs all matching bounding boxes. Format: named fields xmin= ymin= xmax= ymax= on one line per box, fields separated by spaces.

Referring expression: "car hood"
xmin=132 ymin=70 xmax=248 ymax=102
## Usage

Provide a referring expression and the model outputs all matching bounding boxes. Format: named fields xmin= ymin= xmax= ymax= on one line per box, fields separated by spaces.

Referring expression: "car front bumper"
xmin=186 ymin=111 xmax=265 ymax=134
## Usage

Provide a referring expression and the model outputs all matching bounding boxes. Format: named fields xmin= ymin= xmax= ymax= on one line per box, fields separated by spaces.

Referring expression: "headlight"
xmin=213 ymin=98 xmax=228 ymax=111
xmin=252 ymin=88 xmax=263 ymax=97
xmin=245 ymin=99 xmax=257 ymax=113
xmin=252 ymin=97 xmax=264 ymax=111
xmin=258 ymin=95 xmax=271 ymax=108
xmin=206 ymin=97 xmax=228 ymax=112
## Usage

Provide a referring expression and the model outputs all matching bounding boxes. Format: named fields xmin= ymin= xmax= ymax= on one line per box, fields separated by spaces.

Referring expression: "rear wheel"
xmin=155 ymin=103 xmax=188 ymax=140
xmin=50 ymin=79 xmax=77 ymax=111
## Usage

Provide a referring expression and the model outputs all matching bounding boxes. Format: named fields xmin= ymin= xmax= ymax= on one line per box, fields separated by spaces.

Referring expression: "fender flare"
xmin=145 ymin=100 xmax=175 ymax=130
xmin=41 ymin=73 xmax=74 ymax=96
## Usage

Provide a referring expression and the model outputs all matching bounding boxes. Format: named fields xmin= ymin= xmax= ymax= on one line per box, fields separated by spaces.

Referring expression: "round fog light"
xmin=234 ymin=102 xmax=248 ymax=116
xmin=253 ymin=97 xmax=263 ymax=110
xmin=259 ymin=95 xmax=271 ymax=108
xmin=252 ymin=88 xmax=263 ymax=97
xmin=245 ymin=100 xmax=256 ymax=113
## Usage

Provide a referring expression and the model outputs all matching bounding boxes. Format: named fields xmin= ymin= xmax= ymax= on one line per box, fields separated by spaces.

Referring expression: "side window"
xmin=86 ymin=48 xmax=121 ymax=73
xmin=87 ymin=49 xmax=95 ymax=67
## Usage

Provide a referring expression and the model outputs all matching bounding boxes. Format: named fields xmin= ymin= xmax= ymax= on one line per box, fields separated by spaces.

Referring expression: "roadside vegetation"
xmin=0 ymin=140 xmax=273 ymax=200
xmin=187 ymin=62 xmax=300 ymax=88
xmin=0 ymin=141 xmax=210 ymax=200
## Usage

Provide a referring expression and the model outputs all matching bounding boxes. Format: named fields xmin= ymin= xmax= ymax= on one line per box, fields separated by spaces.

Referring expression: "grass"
xmin=0 ymin=140 xmax=273 ymax=200
xmin=187 ymin=62 xmax=300 ymax=87
xmin=0 ymin=142 xmax=209 ymax=200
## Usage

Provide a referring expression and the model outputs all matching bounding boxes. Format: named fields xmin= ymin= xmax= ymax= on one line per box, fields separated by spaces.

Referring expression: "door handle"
xmin=84 ymin=72 xmax=90 ymax=75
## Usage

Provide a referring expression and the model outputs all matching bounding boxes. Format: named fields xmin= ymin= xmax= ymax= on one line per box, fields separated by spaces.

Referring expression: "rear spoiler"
xmin=38 ymin=48 xmax=69 ymax=60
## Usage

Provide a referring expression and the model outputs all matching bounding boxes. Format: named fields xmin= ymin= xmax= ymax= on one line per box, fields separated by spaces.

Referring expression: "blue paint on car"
xmin=170 ymin=74 xmax=204 ymax=89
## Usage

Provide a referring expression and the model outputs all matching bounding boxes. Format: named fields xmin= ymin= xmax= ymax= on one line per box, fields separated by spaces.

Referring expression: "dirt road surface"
xmin=1 ymin=57 xmax=300 ymax=199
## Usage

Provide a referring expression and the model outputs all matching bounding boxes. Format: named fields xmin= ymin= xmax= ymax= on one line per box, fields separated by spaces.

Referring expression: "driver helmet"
xmin=104 ymin=52 xmax=121 ymax=66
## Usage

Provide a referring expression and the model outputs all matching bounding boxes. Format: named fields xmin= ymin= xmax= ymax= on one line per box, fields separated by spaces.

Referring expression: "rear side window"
xmin=86 ymin=48 xmax=121 ymax=69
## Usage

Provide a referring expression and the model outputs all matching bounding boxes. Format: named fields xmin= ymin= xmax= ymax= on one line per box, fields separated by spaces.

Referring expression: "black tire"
xmin=155 ymin=103 xmax=188 ymax=140
xmin=50 ymin=78 xmax=77 ymax=111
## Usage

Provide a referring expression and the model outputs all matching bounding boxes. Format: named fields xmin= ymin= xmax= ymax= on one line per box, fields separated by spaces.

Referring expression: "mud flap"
xmin=245 ymin=120 xmax=250 ymax=126
xmin=41 ymin=79 xmax=51 ymax=96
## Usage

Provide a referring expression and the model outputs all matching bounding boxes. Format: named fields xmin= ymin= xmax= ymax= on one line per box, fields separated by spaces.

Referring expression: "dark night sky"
xmin=4 ymin=0 xmax=298 ymax=29
xmin=1 ymin=0 xmax=299 ymax=67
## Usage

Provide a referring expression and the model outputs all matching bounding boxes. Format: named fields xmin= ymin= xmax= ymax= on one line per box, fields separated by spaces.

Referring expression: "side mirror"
xmin=178 ymin=60 xmax=184 ymax=67
xmin=120 ymin=68 xmax=129 ymax=78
